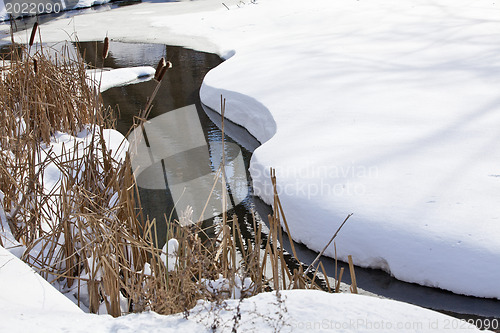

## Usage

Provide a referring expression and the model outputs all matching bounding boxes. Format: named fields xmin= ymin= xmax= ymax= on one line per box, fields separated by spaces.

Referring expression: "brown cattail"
xmin=154 ymin=57 xmax=166 ymax=80
xmin=33 ymin=59 xmax=38 ymax=74
xmin=157 ymin=61 xmax=172 ymax=82
xmin=29 ymin=22 xmax=38 ymax=47
xmin=102 ymin=37 xmax=109 ymax=59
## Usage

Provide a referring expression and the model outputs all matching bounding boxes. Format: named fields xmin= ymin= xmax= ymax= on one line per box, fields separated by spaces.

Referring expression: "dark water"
xmin=78 ymin=41 xmax=259 ymax=247
xmin=78 ymin=41 xmax=500 ymax=323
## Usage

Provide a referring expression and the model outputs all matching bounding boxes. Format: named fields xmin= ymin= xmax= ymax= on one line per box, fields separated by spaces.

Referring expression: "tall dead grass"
xmin=0 ymin=25 xmax=354 ymax=318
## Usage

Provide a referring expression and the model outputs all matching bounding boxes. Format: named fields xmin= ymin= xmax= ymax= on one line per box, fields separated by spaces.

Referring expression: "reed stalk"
xmin=0 ymin=34 xmax=357 ymax=319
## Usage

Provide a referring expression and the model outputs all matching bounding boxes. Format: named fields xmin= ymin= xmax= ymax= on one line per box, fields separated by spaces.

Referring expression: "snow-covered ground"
xmin=88 ymin=66 xmax=155 ymax=91
xmin=6 ymin=0 xmax=498 ymax=300
xmin=0 ymin=244 xmax=485 ymax=332
xmin=1 ymin=0 xmax=499 ymax=330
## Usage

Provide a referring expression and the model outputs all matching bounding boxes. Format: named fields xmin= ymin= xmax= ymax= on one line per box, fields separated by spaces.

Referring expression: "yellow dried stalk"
xmin=348 ymin=255 xmax=358 ymax=294
xmin=0 ymin=38 xmax=341 ymax=319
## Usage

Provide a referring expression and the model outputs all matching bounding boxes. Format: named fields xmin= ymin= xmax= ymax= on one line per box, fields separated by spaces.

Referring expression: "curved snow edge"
xmin=199 ymin=60 xmax=500 ymax=301
xmin=200 ymin=83 xmax=277 ymax=144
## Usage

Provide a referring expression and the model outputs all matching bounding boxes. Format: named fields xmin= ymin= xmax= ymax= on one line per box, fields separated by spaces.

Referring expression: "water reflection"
xmin=77 ymin=41 xmax=500 ymax=320
xmin=79 ymin=41 xmax=222 ymax=133
xmin=77 ymin=41 xmax=255 ymax=248
xmin=128 ymin=104 xmax=249 ymax=223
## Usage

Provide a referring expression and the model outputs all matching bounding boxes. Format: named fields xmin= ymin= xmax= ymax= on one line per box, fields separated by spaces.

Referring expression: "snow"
xmin=197 ymin=0 xmax=500 ymax=300
xmin=10 ymin=0 xmax=499 ymax=299
xmin=160 ymin=238 xmax=179 ymax=272
xmin=0 ymin=0 xmax=499 ymax=330
xmin=0 ymin=288 xmax=485 ymax=332
xmin=88 ymin=66 xmax=156 ymax=92
xmin=4 ymin=203 xmax=475 ymax=331
xmin=41 ymin=126 xmax=129 ymax=187
xmin=73 ymin=0 xmax=109 ymax=9
xmin=0 ymin=245 xmax=82 ymax=314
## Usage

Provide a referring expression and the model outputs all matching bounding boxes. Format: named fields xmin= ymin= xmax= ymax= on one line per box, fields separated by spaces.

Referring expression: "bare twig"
xmin=304 ymin=214 xmax=352 ymax=275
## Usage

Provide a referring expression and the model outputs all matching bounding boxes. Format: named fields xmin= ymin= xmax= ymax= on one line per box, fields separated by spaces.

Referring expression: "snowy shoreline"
xmin=0 ymin=0 xmax=499 ymax=330
xmin=2 ymin=0 xmax=500 ymax=301
xmin=0 ymin=248 xmax=482 ymax=333
xmin=183 ymin=1 xmax=500 ymax=300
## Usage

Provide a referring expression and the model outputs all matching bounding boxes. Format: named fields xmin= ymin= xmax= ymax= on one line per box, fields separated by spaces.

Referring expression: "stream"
xmin=2 ymin=4 xmax=499 ymax=321
xmin=75 ymin=40 xmax=500 ymax=321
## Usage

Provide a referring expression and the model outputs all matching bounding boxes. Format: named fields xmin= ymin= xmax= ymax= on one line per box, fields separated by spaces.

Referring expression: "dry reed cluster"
xmin=0 ymin=24 xmax=355 ymax=319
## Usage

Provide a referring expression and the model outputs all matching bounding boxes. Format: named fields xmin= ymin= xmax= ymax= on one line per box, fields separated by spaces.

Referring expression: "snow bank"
xmin=197 ymin=0 xmax=500 ymax=299
xmin=0 ymin=290 xmax=485 ymax=332
xmin=87 ymin=66 xmax=155 ymax=92
xmin=45 ymin=126 xmax=129 ymax=177
xmin=7 ymin=0 xmax=500 ymax=299
xmin=0 ymin=120 xmax=129 ymax=303
xmin=0 ymin=245 xmax=82 ymax=314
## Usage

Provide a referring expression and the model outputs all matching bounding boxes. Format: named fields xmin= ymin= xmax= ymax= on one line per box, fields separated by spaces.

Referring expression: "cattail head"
xmin=102 ymin=37 xmax=109 ymax=59
xmin=29 ymin=22 xmax=38 ymax=47
xmin=154 ymin=57 xmax=166 ymax=80
xmin=157 ymin=61 xmax=172 ymax=82
xmin=33 ymin=59 xmax=38 ymax=74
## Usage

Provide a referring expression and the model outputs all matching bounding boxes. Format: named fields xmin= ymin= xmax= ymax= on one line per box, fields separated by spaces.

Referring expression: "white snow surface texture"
xmin=87 ymin=66 xmax=155 ymax=92
xmin=0 ymin=238 xmax=487 ymax=331
xmin=0 ymin=250 xmax=483 ymax=333
xmin=2 ymin=0 xmax=500 ymax=299
xmin=176 ymin=0 xmax=500 ymax=299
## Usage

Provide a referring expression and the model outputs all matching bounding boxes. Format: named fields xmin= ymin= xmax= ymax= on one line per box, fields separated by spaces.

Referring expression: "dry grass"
xmin=0 ymin=26 xmax=355 ymax=318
